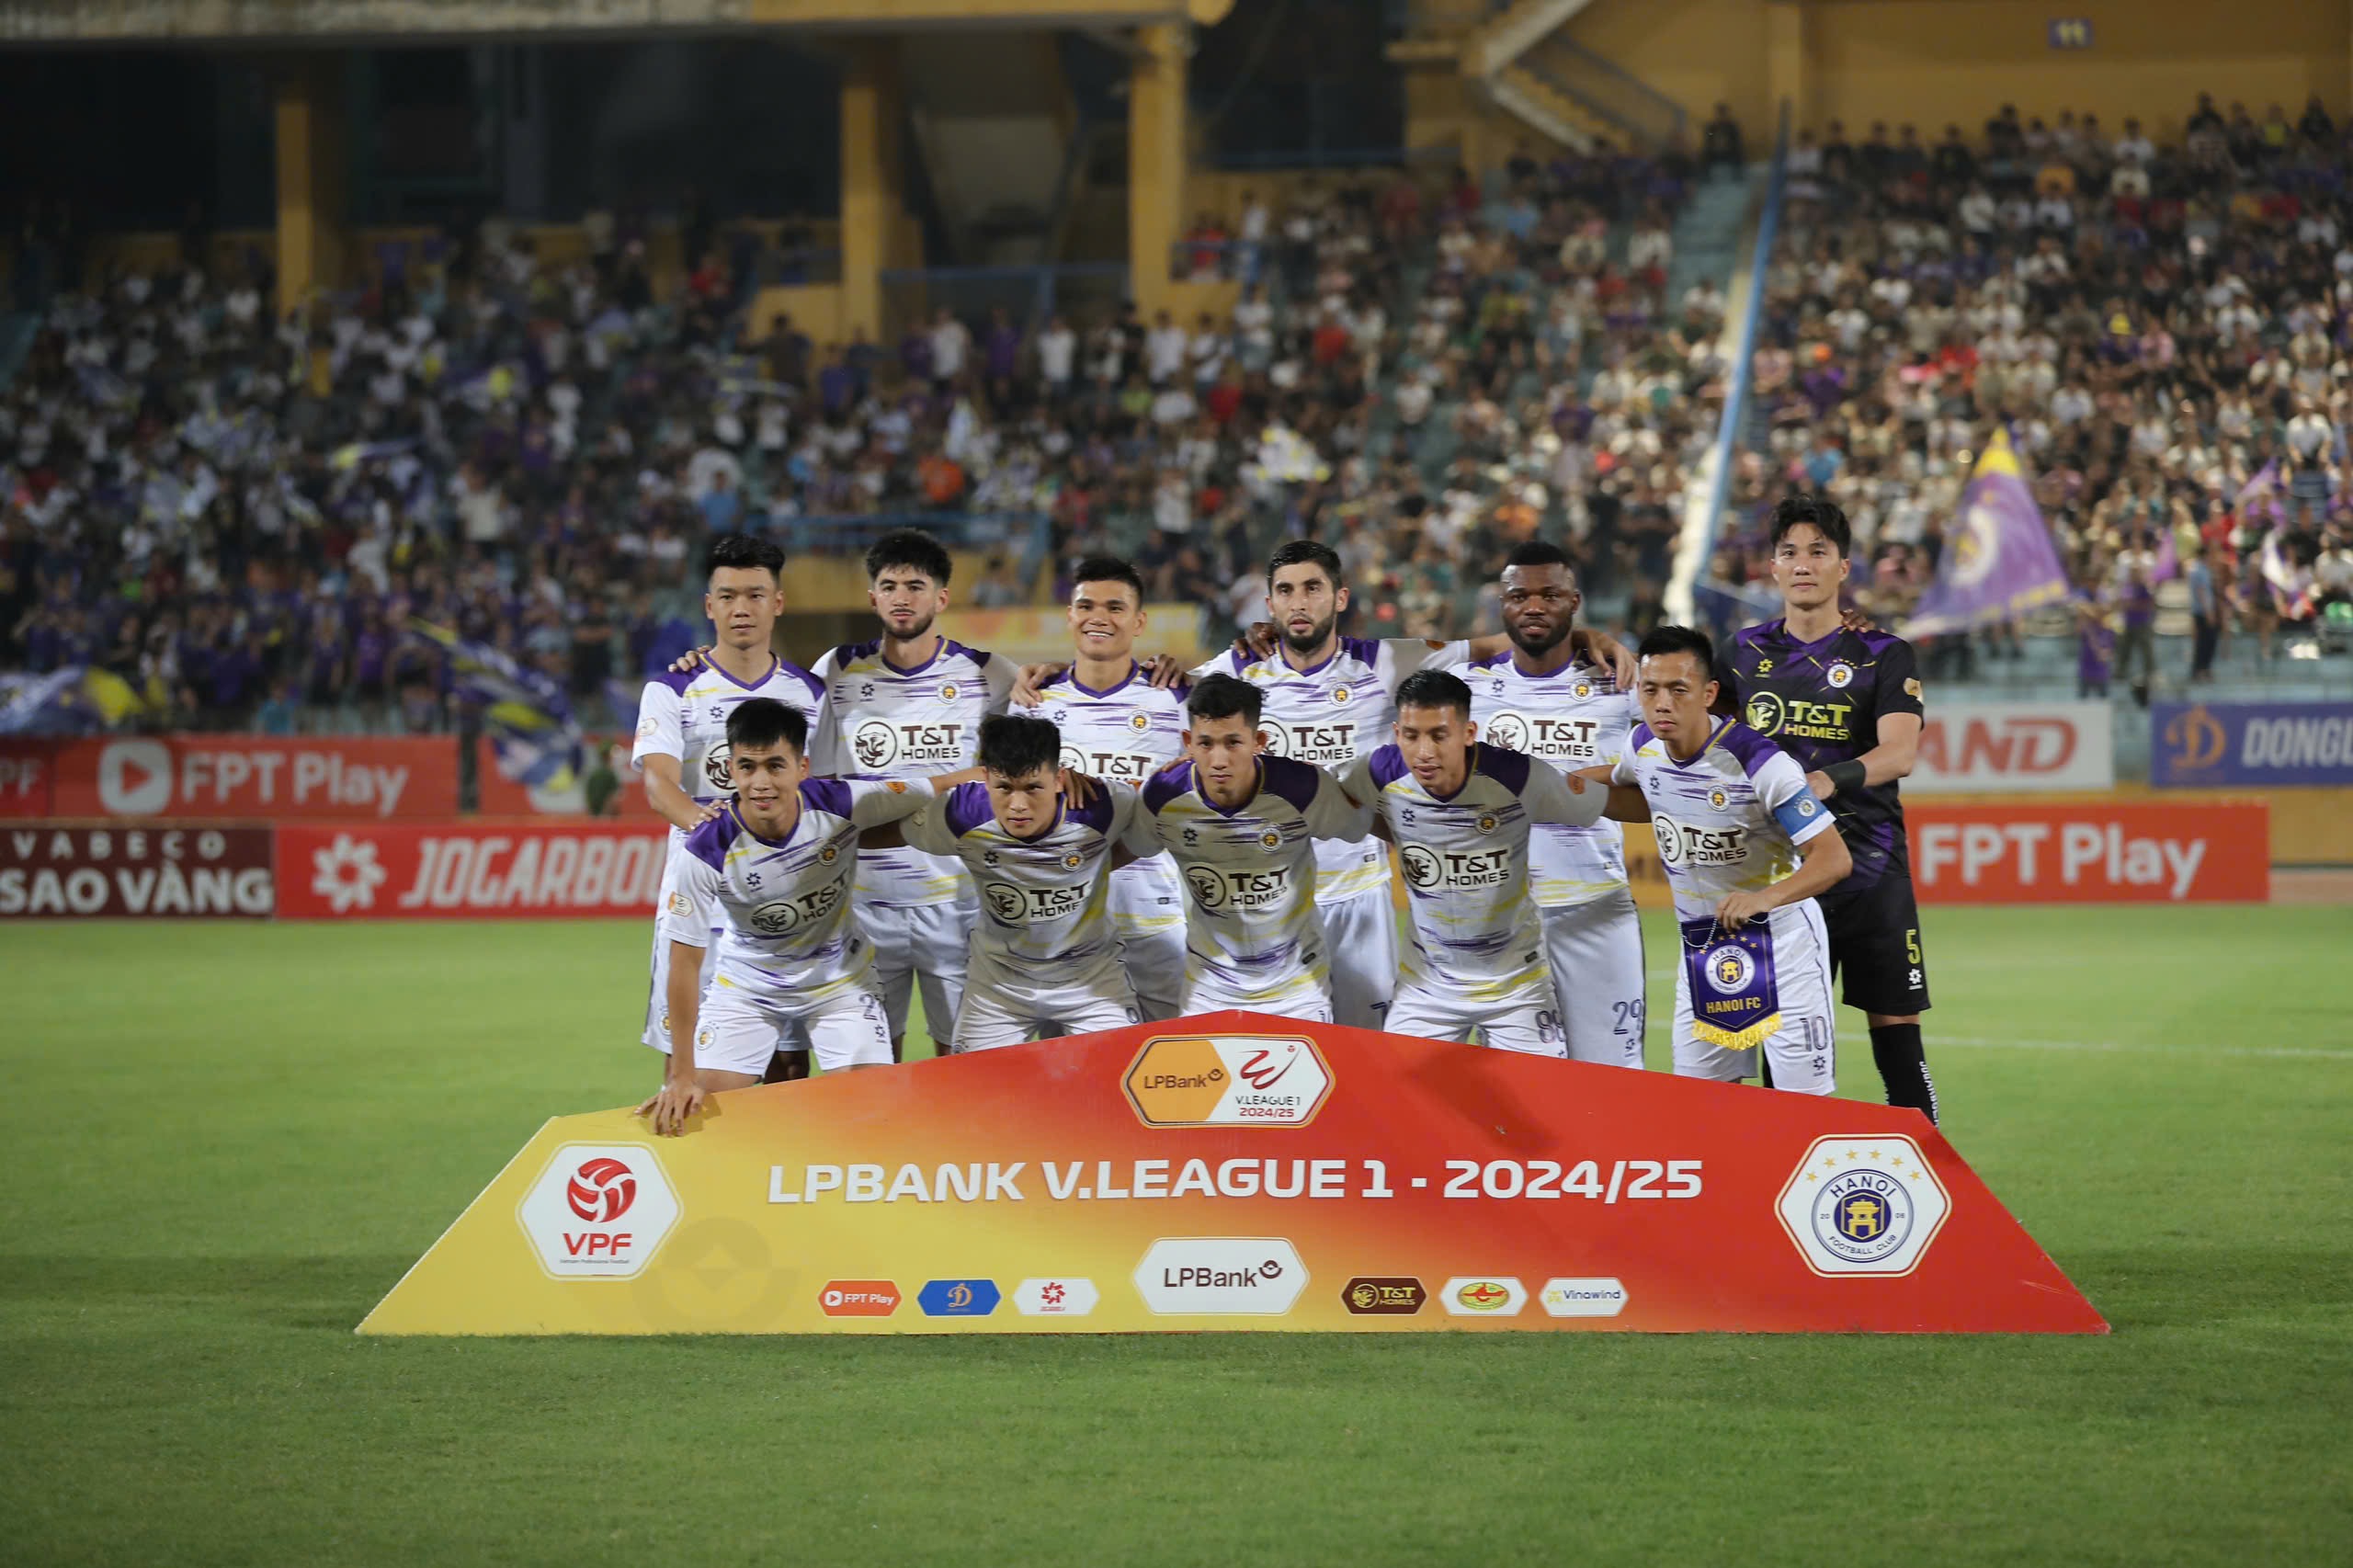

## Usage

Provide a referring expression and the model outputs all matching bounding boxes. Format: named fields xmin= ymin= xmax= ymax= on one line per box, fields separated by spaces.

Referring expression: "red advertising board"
xmin=1909 ymin=701 xmax=2114 ymax=792
xmin=47 ymin=736 xmax=460 ymax=820
xmin=1909 ymin=801 xmax=2268 ymax=903
xmin=473 ymin=735 xmax=650 ymax=818
xmin=0 ymin=823 xmax=275 ymax=918
xmin=0 ymin=740 xmax=55 ymax=817
xmin=276 ymin=820 xmax=667 ymax=919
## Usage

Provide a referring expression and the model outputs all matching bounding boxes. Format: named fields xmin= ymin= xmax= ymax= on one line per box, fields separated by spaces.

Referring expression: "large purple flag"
xmin=1902 ymin=429 xmax=2072 ymax=638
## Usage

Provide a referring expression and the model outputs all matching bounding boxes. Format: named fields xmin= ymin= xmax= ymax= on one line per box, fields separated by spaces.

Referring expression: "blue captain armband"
xmin=1774 ymin=791 xmax=1828 ymax=839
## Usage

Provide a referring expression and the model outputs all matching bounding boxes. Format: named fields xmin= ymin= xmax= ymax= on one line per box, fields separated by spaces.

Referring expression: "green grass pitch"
xmin=3 ymin=908 xmax=2347 ymax=1566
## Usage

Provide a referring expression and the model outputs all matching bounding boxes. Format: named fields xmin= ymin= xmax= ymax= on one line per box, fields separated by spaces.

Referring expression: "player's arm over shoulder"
xmin=1524 ymin=756 xmax=1605 ymax=828
xmin=1302 ymin=760 xmax=1374 ymax=841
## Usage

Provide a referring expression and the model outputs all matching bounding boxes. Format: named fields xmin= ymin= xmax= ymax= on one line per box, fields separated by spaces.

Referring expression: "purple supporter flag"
xmin=1900 ymin=429 xmax=2072 ymax=638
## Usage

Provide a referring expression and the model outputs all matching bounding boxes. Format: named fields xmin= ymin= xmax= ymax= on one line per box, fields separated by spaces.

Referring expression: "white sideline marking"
xmin=1934 ymin=1035 xmax=2346 ymax=1062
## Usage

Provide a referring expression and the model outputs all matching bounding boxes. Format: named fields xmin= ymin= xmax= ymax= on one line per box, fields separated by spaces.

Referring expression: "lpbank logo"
xmin=1121 ymin=1035 xmax=1333 ymax=1127
xmin=1133 ymin=1238 xmax=1307 ymax=1315
xmin=516 ymin=1144 xmax=680 ymax=1279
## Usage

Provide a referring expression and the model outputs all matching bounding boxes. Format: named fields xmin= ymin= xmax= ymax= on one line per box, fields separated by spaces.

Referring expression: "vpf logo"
xmin=2163 ymin=705 xmax=2227 ymax=771
xmin=565 ymin=1156 xmax=637 ymax=1222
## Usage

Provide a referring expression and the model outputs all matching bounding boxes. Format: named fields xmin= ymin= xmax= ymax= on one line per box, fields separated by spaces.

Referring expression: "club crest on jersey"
xmin=1825 ymin=661 xmax=1855 ymax=689
xmin=1258 ymin=830 xmax=1282 ymax=852
xmin=938 ymin=682 xmax=961 ymax=702
xmin=819 ymin=845 xmax=839 ymax=864
xmin=1330 ymin=685 xmax=1351 ymax=705
xmin=1129 ymin=711 xmax=1151 ymax=732
xmin=1572 ymin=681 xmax=1593 ymax=699
xmin=1475 ymin=813 xmax=1499 ymax=834
xmin=1708 ymin=787 xmax=1731 ymax=812
xmin=1062 ymin=852 xmax=1084 ymax=869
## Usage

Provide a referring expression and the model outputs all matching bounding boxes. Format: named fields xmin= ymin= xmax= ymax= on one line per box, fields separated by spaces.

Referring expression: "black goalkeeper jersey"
xmin=1726 ymin=620 xmax=1926 ymax=895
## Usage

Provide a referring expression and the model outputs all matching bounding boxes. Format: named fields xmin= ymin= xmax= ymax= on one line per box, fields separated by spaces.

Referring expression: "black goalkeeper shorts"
xmin=1814 ymin=872 xmax=1932 ymax=1017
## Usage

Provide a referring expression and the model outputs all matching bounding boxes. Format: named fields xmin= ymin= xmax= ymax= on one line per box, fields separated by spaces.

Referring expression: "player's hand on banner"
xmin=637 ymin=1076 xmax=708 ymax=1137
xmin=1142 ymin=653 xmax=1186 ymax=687
xmin=668 ymin=645 xmax=712 ymax=675
xmin=1010 ymin=663 xmax=1070 ymax=709
xmin=1713 ymin=890 xmax=1774 ymax=928
xmin=1571 ymin=628 xmax=1638 ymax=686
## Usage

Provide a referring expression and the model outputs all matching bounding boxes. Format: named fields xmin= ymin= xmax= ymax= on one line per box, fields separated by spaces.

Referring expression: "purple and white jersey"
xmin=812 ymin=636 xmax=1014 ymax=906
xmin=1450 ymin=649 xmax=1636 ymax=908
xmin=661 ymin=779 xmax=935 ymax=1006
xmin=1192 ymin=637 xmax=1467 ymax=903
xmin=1339 ymin=742 xmax=1603 ymax=1001
xmin=631 ymin=655 xmax=828 ymax=842
xmin=1129 ymin=756 xmax=1373 ymax=1001
xmin=901 ymin=782 xmax=1139 ymax=973
xmin=1035 ymin=661 xmax=1188 ymax=938
xmin=1610 ymin=718 xmax=1835 ymax=926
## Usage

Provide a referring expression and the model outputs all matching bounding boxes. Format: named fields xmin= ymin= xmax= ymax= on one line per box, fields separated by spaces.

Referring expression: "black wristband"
xmin=1824 ymin=758 xmax=1868 ymax=795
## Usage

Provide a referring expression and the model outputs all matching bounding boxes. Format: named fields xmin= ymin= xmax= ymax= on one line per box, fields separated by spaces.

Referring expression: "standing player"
xmin=890 ymin=714 xmax=1142 ymax=1050
xmin=1129 ymin=674 xmax=1375 ymax=1021
xmin=631 ymin=534 xmax=827 ymax=1071
xmin=1584 ymin=627 xmax=1853 ymax=1095
xmin=1727 ymin=495 xmax=1936 ymax=1120
xmin=811 ymin=530 xmax=1016 ymax=1059
xmin=1337 ymin=670 xmax=1606 ymax=1053
xmin=1030 ymin=558 xmax=1190 ymax=1019
xmin=1444 ymin=541 xmax=1648 ymax=1067
xmin=637 ymin=700 xmax=946 ymax=1136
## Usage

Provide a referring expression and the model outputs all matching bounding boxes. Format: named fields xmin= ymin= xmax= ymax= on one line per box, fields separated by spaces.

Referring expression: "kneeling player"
xmin=890 ymin=713 xmax=1142 ymax=1051
xmin=1129 ymin=674 xmax=1375 ymax=1021
xmin=1338 ymin=669 xmax=1606 ymax=1053
xmin=1584 ymin=628 xmax=1852 ymax=1094
xmin=639 ymin=699 xmax=942 ymax=1135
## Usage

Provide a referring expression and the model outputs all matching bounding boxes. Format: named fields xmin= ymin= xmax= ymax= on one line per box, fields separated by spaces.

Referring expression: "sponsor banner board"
xmin=1908 ymin=801 xmax=2268 ymax=903
xmin=0 ymin=824 xmax=274 ymax=918
xmin=1908 ymin=702 xmax=2113 ymax=793
xmin=47 ymin=736 xmax=459 ymax=820
xmin=474 ymin=735 xmax=652 ymax=818
xmin=0 ymin=741 xmax=55 ymax=817
xmin=2152 ymin=702 xmax=2353 ymax=788
xmin=276 ymin=821 xmax=666 ymax=918
xmin=359 ymin=1012 xmax=2105 ymax=1336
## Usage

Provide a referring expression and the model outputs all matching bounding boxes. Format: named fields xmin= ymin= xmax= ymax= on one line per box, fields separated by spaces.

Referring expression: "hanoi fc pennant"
xmin=359 ymin=1013 xmax=2104 ymax=1335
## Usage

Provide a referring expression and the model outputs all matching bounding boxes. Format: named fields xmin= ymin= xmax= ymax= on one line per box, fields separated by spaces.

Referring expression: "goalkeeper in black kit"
xmin=1726 ymin=495 xmax=1938 ymax=1121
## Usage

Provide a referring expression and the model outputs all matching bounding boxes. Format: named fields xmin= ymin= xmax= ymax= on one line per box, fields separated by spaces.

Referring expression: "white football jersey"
xmin=901 ymin=782 xmax=1139 ymax=977
xmin=1339 ymin=742 xmax=1603 ymax=1002
xmin=1035 ymin=661 xmax=1188 ymax=938
xmin=1610 ymin=718 xmax=1835 ymax=925
xmin=1450 ymin=649 xmax=1636 ymax=908
xmin=661 ymin=779 xmax=934 ymax=1006
xmin=1193 ymin=636 xmax=1466 ymax=903
xmin=631 ymin=656 xmax=828 ymax=841
xmin=1129 ymin=756 xmax=1373 ymax=1001
xmin=812 ymin=636 xmax=1015 ymax=906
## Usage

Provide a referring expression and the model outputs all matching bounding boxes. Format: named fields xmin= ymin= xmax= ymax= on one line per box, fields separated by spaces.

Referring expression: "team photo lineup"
xmin=633 ymin=502 xmax=1936 ymax=1133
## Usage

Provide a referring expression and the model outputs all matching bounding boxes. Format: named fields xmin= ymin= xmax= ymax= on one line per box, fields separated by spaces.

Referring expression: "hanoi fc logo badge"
xmin=1774 ymin=1135 xmax=1952 ymax=1277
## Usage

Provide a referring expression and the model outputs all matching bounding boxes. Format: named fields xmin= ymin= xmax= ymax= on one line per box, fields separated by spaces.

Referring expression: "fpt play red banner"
xmin=276 ymin=820 xmax=666 ymax=919
xmin=47 ymin=735 xmax=459 ymax=819
xmin=359 ymin=1013 xmax=2105 ymax=1335
xmin=0 ymin=741 xmax=55 ymax=818
xmin=1907 ymin=801 xmax=2268 ymax=903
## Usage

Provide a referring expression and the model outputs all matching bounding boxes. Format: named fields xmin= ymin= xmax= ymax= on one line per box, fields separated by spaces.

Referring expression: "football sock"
xmin=1870 ymin=1024 xmax=1938 ymax=1124
xmin=762 ymin=1050 xmax=810 ymax=1085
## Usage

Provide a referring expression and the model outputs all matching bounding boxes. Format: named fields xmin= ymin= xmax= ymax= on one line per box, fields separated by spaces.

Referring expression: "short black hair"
xmin=865 ymin=528 xmax=953 ymax=585
xmin=1394 ymin=667 xmax=1472 ymax=719
xmin=707 ymin=532 xmax=785 ymax=582
xmin=726 ymin=698 xmax=809 ymax=756
xmin=1071 ymin=556 xmax=1145 ymax=601
xmin=1768 ymin=494 xmax=1852 ymax=558
xmin=1266 ymin=540 xmax=1344 ymax=590
xmin=1186 ymin=672 xmax=1264 ymax=725
xmin=1503 ymin=539 xmax=1574 ymax=572
xmin=1636 ymin=624 xmax=1718 ymax=676
xmin=977 ymin=714 xmax=1062 ymax=780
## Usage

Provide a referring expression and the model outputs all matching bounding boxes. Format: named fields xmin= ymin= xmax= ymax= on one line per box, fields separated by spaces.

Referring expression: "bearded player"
xmin=631 ymin=534 xmax=827 ymax=1071
xmin=1336 ymin=669 xmax=1606 ymax=1053
xmin=1582 ymin=627 xmax=1852 ymax=1094
xmin=810 ymin=530 xmax=1016 ymax=1059
xmin=1438 ymin=541 xmax=1646 ymax=1066
xmin=1728 ymin=494 xmax=1936 ymax=1120
xmin=1029 ymin=558 xmax=1189 ymax=1018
